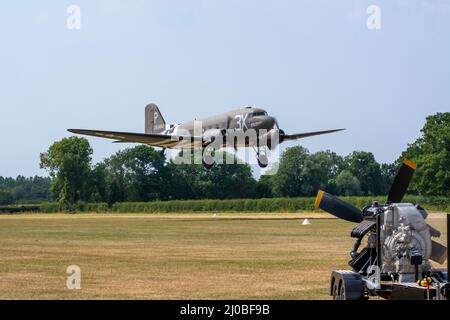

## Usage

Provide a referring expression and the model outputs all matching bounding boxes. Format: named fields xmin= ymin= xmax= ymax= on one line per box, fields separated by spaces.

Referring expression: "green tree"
xmin=100 ymin=154 xmax=128 ymax=204
xmin=380 ymin=162 xmax=397 ymax=195
xmin=88 ymin=163 xmax=109 ymax=203
xmin=100 ymin=145 xmax=169 ymax=202
xmin=332 ymin=170 xmax=361 ymax=196
xmin=303 ymin=150 xmax=344 ymax=194
xmin=169 ymin=151 xmax=256 ymax=199
xmin=0 ymin=190 xmax=13 ymax=205
xmin=400 ymin=112 xmax=450 ymax=197
xmin=272 ymin=146 xmax=311 ymax=197
xmin=256 ymin=174 xmax=274 ymax=198
xmin=40 ymin=137 xmax=93 ymax=207
xmin=344 ymin=151 xmax=382 ymax=195
xmin=167 ymin=152 xmax=202 ymax=199
xmin=206 ymin=157 xmax=256 ymax=199
xmin=0 ymin=175 xmax=51 ymax=204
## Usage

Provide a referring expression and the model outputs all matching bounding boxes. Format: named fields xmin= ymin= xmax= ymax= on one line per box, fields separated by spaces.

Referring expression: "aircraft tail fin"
xmin=145 ymin=103 xmax=166 ymax=134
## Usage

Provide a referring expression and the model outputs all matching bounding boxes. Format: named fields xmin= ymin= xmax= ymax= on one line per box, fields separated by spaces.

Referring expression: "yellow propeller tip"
xmin=315 ymin=190 xmax=324 ymax=209
xmin=403 ymin=159 xmax=417 ymax=170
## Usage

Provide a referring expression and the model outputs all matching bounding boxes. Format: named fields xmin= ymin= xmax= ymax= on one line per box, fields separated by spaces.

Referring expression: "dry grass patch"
xmin=0 ymin=213 xmax=446 ymax=299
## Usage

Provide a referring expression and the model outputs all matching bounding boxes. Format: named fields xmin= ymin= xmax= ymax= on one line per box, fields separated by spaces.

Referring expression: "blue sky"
xmin=0 ymin=1 xmax=449 ymax=177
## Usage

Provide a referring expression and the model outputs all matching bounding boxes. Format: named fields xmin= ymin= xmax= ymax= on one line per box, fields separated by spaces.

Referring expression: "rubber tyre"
xmin=202 ymin=155 xmax=215 ymax=170
xmin=257 ymin=154 xmax=268 ymax=168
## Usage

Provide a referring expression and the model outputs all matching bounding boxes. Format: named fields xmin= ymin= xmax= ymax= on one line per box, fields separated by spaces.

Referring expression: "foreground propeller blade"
xmin=314 ymin=190 xmax=363 ymax=223
xmin=387 ymin=159 xmax=417 ymax=203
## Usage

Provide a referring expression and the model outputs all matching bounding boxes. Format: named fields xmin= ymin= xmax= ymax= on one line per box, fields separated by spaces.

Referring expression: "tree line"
xmin=0 ymin=176 xmax=51 ymax=205
xmin=0 ymin=112 xmax=448 ymax=207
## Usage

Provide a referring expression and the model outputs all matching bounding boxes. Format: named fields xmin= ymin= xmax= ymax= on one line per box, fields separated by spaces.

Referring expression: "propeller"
xmin=314 ymin=190 xmax=363 ymax=223
xmin=315 ymin=161 xmax=448 ymax=267
xmin=279 ymin=129 xmax=285 ymax=144
xmin=387 ymin=159 xmax=417 ymax=203
xmin=314 ymin=159 xmax=417 ymax=223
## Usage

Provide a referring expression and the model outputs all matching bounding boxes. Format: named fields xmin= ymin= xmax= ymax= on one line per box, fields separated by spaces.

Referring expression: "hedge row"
xmin=0 ymin=205 xmax=40 ymax=213
xmin=40 ymin=202 xmax=108 ymax=213
xmin=30 ymin=196 xmax=450 ymax=214
xmin=111 ymin=196 xmax=449 ymax=213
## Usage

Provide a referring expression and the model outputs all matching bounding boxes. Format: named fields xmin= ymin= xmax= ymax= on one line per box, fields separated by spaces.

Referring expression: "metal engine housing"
xmin=380 ymin=203 xmax=432 ymax=282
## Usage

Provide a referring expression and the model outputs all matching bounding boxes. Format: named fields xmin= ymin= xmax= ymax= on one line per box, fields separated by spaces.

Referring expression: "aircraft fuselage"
xmin=165 ymin=106 xmax=276 ymax=138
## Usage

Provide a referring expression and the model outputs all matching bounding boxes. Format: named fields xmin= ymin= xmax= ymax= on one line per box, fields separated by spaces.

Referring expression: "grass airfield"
xmin=0 ymin=212 xmax=446 ymax=299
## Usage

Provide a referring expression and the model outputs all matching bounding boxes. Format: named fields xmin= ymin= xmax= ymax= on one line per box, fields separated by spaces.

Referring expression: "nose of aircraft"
xmin=252 ymin=115 xmax=276 ymax=130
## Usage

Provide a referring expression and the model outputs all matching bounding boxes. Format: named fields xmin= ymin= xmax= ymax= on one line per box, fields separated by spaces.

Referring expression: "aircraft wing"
xmin=68 ymin=129 xmax=202 ymax=149
xmin=282 ymin=128 xmax=345 ymax=141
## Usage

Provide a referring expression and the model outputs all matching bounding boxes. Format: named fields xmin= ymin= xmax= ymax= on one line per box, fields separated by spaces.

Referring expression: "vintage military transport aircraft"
xmin=69 ymin=104 xmax=344 ymax=168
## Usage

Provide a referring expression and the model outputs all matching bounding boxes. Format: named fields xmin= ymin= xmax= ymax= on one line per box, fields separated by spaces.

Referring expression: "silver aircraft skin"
xmin=68 ymin=103 xmax=344 ymax=168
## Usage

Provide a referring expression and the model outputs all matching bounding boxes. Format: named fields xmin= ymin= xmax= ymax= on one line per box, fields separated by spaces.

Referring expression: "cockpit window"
xmin=252 ymin=111 xmax=267 ymax=116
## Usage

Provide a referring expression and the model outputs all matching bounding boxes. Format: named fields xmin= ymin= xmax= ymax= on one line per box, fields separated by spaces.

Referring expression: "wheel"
xmin=331 ymin=272 xmax=364 ymax=300
xmin=202 ymin=154 xmax=215 ymax=170
xmin=257 ymin=154 xmax=268 ymax=168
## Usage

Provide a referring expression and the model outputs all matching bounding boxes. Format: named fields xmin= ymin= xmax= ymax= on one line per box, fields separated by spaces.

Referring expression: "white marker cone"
xmin=302 ymin=218 xmax=311 ymax=225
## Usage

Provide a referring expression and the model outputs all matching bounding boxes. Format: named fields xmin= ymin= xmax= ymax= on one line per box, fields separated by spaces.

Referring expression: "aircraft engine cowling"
xmin=202 ymin=129 xmax=226 ymax=145
xmin=260 ymin=129 xmax=284 ymax=150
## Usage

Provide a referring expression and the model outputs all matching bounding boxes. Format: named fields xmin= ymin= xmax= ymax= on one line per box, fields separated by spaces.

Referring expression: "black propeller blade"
xmin=314 ymin=190 xmax=363 ymax=223
xmin=387 ymin=159 xmax=417 ymax=203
